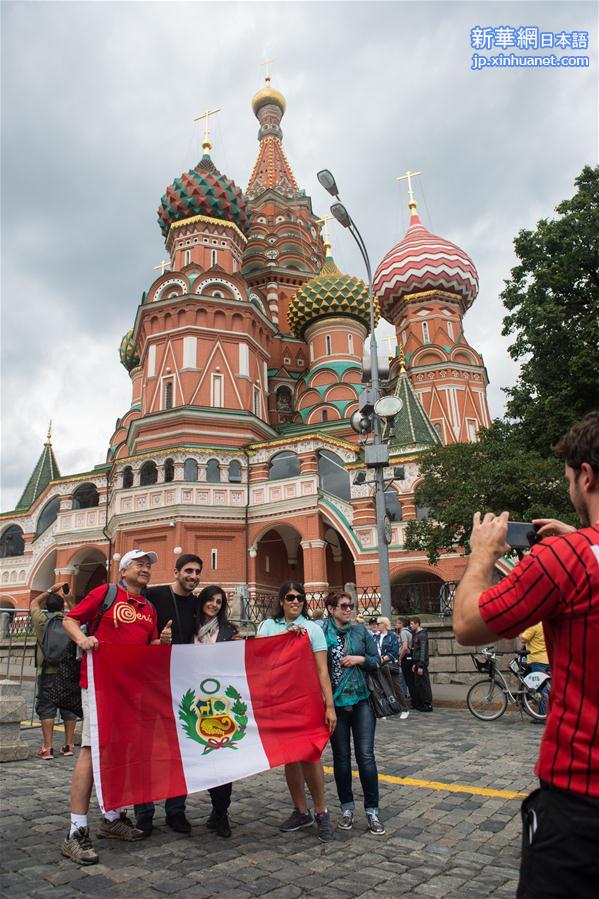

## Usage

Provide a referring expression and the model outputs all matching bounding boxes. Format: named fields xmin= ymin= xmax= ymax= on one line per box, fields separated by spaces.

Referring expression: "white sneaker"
xmin=400 ymin=710 xmax=410 ymax=720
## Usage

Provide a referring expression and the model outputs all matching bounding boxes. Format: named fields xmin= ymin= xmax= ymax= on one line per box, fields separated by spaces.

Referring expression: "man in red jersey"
xmin=453 ymin=411 xmax=599 ymax=899
xmin=60 ymin=549 xmax=171 ymax=866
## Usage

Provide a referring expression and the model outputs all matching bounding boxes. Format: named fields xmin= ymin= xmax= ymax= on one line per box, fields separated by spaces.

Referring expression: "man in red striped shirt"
xmin=454 ymin=412 xmax=599 ymax=899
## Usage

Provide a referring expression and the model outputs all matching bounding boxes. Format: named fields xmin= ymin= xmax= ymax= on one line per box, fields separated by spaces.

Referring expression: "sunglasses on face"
xmin=338 ymin=603 xmax=354 ymax=611
xmin=284 ymin=593 xmax=304 ymax=603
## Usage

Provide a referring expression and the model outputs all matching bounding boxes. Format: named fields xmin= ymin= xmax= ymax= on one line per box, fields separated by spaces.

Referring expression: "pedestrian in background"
xmin=519 ymin=623 xmax=550 ymax=716
xmin=398 ymin=618 xmax=413 ymax=701
xmin=377 ymin=616 xmax=409 ymax=718
xmin=410 ymin=617 xmax=433 ymax=712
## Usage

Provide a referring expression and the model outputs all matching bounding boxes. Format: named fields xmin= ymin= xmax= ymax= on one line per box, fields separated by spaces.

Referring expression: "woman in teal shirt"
xmin=258 ymin=580 xmax=336 ymax=842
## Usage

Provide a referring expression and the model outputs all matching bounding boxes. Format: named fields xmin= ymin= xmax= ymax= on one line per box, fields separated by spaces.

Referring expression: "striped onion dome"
xmin=373 ymin=212 xmax=478 ymax=323
xmin=288 ymin=255 xmax=379 ymax=338
xmin=119 ymin=329 xmax=139 ymax=371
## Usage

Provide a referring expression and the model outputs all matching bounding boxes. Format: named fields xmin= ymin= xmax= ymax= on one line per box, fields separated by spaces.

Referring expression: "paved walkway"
xmin=0 ymin=708 xmax=542 ymax=898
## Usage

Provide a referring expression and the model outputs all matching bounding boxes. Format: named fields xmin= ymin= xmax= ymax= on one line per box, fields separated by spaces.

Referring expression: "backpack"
xmin=40 ymin=613 xmax=71 ymax=666
xmin=89 ymin=583 xmax=119 ymax=635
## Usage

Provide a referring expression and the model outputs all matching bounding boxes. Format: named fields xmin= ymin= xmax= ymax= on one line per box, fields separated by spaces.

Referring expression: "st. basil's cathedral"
xmin=0 ymin=78 xmax=491 ymax=617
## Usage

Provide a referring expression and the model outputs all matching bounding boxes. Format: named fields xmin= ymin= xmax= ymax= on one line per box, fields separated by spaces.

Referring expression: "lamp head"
xmin=317 ymin=169 xmax=339 ymax=197
xmin=331 ymin=202 xmax=352 ymax=229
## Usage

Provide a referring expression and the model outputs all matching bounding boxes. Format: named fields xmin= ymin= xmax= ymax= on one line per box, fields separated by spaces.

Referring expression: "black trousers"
xmin=209 ymin=782 xmax=232 ymax=814
xmin=411 ymin=666 xmax=433 ymax=710
xmin=401 ymin=656 xmax=415 ymax=699
xmin=517 ymin=785 xmax=599 ymax=898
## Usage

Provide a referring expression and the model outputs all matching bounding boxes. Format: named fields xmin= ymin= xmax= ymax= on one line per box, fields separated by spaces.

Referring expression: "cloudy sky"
xmin=1 ymin=0 xmax=597 ymax=511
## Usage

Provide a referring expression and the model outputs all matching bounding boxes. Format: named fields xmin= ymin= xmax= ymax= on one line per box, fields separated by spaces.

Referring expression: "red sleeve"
xmin=479 ymin=543 xmax=564 ymax=638
xmin=65 ymin=586 xmax=107 ymax=626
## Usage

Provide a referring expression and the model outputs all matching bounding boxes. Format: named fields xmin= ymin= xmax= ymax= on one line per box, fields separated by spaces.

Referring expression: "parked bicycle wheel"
xmin=467 ymin=678 xmax=508 ymax=721
xmin=522 ymin=678 xmax=550 ymax=721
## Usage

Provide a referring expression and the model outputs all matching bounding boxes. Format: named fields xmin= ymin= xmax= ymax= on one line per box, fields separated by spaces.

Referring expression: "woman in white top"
xmin=258 ymin=580 xmax=336 ymax=842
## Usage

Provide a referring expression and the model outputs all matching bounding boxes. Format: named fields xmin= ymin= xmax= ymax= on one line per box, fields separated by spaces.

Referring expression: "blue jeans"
xmin=134 ymin=794 xmax=186 ymax=822
xmin=329 ymin=698 xmax=379 ymax=813
xmin=530 ymin=662 xmax=550 ymax=715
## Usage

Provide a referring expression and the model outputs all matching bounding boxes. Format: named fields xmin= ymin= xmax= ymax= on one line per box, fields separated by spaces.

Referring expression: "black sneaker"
xmin=135 ymin=816 xmax=153 ymax=839
xmin=216 ymin=812 xmax=231 ymax=838
xmin=166 ymin=812 xmax=191 ymax=834
xmin=315 ymin=810 xmax=334 ymax=843
xmin=206 ymin=809 xmax=218 ymax=831
xmin=279 ymin=808 xmax=315 ymax=832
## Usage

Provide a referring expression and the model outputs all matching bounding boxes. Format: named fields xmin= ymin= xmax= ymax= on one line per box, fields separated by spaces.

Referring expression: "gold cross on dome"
xmin=260 ymin=58 xmax=275 ymax=85
xmin=153 ymin=260 xmax=170 ymax=276
xmin=316 ymin=214 xmax=335 ymax=250
xmin=384 ymin=335 xmax=397 ymax=358
xmin=194 ymin=107 xmax=221 ymax=153
xmin=397 ymin=170 xmax=422 ymax=209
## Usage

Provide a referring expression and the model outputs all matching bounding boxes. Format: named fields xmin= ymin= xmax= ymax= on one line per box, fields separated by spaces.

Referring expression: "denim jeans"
xmin=329 ymin=698 xmax=379 ymax=813
xmin=529 ymin=662 xmax=550 ymax=715
xmin=134 ymin=794 xmax=186 ymax=822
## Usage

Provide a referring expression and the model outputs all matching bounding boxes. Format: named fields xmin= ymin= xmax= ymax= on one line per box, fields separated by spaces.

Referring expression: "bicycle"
xmin=466 ymin=647 xmax=551 ymax=722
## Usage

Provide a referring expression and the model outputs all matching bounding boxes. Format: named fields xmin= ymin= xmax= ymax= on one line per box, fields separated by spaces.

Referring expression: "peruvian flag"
xmin=87 ymin=632 xmax=329 ymax=812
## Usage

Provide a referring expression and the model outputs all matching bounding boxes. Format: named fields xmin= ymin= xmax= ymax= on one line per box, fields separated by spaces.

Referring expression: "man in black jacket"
xmin=134 ymin=553 xmax=203 ymax=836
xmin=410 ymin=617 xmax=433 ymax=712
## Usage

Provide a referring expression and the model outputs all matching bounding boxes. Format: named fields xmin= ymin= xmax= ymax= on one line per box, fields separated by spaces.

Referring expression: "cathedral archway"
xmin=68 ymin=547 xmax=107 ymax=600
xmin=390 ymin=568 xmax=445 ymax=616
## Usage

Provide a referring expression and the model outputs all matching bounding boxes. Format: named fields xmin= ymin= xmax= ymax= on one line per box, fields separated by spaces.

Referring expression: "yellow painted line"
xmin=21 ymin=721 xmax=65 ymax=732
xmin=323 ymin=766 xmax=527 ymax=800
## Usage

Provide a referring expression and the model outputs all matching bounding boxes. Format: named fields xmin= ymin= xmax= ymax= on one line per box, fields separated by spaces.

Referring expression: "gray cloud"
xmin=2 ymin=1 xmax=597 ymax=510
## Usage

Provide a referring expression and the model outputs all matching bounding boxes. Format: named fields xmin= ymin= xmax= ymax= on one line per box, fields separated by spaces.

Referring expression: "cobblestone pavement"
xmin=0 ymin=708 xmax=542 ymax=898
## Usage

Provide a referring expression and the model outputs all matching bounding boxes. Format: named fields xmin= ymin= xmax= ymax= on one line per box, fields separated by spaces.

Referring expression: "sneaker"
xmin=337 ymin=810 xmax=354 ymax=830
xmin=36 ymin=746 xmax=54 ymax=760
xmin=206 ymin=809 xmax=218 ymax=831
xmin=215 ymin=812 xmax=231 ymax=838
xmin=400 ymin=710 xmax=410 ymax=720
xmin=97 ymin=812 xmax=145 ymax=841
xmin=60 ymin=744 xmax=75 ymax=756
xmin=165 ymin=812 xmax=191 ymax=835
xmin=62 ymin=827 xmax=99 ymax=865
xmin=366 ymin=812 xmax=386 ymax=835
xmin=135 ymin=816 xmax=153 ymax=839
xmin=279 ymin=808 xmax=314 ymax=832
xmin=315 ymin=810 xmax=334 ymax=843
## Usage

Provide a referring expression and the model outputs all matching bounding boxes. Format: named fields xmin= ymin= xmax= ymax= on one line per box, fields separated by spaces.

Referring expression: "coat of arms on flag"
xmin=178 ymin=678 xmax=248 ymax=753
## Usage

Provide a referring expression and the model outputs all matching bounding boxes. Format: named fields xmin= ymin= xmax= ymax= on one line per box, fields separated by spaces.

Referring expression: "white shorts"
xmin=81 ymin=688 xmax=90 ymax=747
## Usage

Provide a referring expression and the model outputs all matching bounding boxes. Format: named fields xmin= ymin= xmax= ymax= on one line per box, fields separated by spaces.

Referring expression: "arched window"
xmin=184 ymin=458 xmax=198 ymax=481
xmin=35 ymin=497 xmax=61 ymax=538
xmin=0 ymin=525 xmax=24 ymax=558
xmin=164 ymin=458 xmax=175 ymax=483
xmin=139 ymin=461 xmax=158 ymax=486
xmin=268 ymin=451 xmax=300 ymax=481
xmin=164 ymin=381 xmax=173 ymax=410
xmin=122 ymin=466 xmax=134 ymax=489
xmin=276 ymin=386 xmax=293 ymax=412
xmin=318 ymin=450 xmax=350 ymax=502
xmin=206 ymin=459 xmax=221 ymax=483
xmin=228 ymin=460 xmax=242 ymax=483
xmin=72 ymin=483 xmax=99 ymax=509
xmin=384 ymin=487 xmax=403 ymax=522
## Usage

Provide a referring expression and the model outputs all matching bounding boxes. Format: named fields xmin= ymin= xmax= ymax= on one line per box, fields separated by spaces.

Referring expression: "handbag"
xmin=365 ymin=664 xmax=402 ymax=719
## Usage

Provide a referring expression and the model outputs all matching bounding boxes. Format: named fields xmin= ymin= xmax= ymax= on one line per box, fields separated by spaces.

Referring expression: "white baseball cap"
xmin=119 ymin=549 xmax=158 ymax=571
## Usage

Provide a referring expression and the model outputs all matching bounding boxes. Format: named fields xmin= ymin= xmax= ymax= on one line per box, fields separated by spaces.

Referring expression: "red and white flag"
xmin=87 ymin=632 xmax=329 ymax=812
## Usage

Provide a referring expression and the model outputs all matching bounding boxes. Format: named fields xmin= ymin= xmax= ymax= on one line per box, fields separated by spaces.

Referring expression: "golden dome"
xmin=251 ymin=78 xmax=287 ymax=116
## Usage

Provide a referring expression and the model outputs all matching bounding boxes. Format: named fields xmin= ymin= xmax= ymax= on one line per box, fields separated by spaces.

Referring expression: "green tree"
xmin=404 ymin=422 xmax=576 ymax=565
xmin=501 ymin=165 xmax=599 ymax=455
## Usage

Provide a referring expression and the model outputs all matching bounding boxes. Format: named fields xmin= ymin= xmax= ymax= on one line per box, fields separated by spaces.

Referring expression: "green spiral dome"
xmin=119 ymin=329 xmax=140 ymax=372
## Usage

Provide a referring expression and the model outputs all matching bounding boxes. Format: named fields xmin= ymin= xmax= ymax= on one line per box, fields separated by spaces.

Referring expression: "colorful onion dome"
xmin=373 ymin=211 xmax=479 ymax=323
xmin=288 ymin=255 xmax=379 ymax=338
xmin=157 ymin=154 xmax=250 ymax=238
xmin=119 ymin=329 xmax=140 ymax=371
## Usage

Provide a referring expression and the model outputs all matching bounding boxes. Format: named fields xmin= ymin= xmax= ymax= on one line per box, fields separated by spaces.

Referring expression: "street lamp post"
xmin=317 ymin=170 xmax=393 ymax=621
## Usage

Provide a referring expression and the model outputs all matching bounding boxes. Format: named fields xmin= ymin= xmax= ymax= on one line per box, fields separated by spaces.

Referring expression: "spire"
xmin=390 ymin=368 xmax=440 ymax=450
xmin=247 ymin=77 xmax=298 ymax=199
xmin=15 ymin=426 xmax=61 ymax=512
